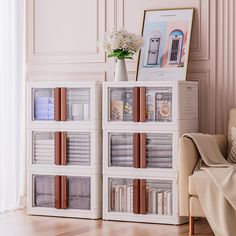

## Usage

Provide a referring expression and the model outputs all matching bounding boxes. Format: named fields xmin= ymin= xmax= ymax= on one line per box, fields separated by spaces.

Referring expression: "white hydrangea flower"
xmin=103 ymin=28 xmax=144 ymax=59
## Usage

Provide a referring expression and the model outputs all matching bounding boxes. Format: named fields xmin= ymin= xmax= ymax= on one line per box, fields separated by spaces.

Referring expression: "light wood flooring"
xmin=0 ymin=210 xmax=214 ymax=236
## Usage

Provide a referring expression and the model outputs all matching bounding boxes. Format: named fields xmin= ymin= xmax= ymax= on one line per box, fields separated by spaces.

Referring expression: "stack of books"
xmin=33 ymin=132 xmax=54 ymax=164
xmin=66 ymin=133 xmax=91 ymax=165
xmin=110 ymin=183 xmax=134 ymax=213
xmin=34 ymin=96 xmax=54 ymax=120
xmin=146 ymin=134 xmax=172 ymax=168
xmin=66 ymin=88 xmax=90 ymax=121
xmin=67 ymin=177 xmax=91 ymax=210
xmin=34 ymin=175 xmax=55 ymax=207
xmin=111 ymin=134 xmax=133 ymax=167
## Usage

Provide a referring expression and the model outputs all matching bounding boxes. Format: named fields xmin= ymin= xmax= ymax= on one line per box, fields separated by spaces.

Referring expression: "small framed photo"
xmin=136 ymin=8 xmax=194 ymax=81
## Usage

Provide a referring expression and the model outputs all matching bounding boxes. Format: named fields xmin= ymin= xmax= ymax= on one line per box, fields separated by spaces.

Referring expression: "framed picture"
xmin=136 ymin=8 xmax=194 ymax=81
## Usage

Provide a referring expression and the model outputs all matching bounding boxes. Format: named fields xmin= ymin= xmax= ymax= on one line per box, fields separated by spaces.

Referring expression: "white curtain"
xmin=0 ymin=0 xmax=24 ymax=212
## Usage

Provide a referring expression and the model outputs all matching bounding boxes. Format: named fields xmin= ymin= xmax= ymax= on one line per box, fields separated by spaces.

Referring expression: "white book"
xmin=157 ymin=191 xmax=164 ymax=215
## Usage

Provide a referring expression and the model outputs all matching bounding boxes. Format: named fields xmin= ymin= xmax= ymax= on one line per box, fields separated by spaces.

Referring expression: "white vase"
xmin=114 ymin=58 xmax=128 ymax=81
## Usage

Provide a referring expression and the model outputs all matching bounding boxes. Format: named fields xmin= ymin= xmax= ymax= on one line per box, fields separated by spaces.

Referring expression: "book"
xmin=155 ymin=92 xmax=172 ymax=122
xmin=111 ymin=101 xmax=123 ymax=121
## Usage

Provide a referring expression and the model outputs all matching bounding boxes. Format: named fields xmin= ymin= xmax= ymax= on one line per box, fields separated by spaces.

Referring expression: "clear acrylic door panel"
xmin=109 ymin=88 xmax=133 ymax=122
xmin=33 ymin=175 xmax=55 ymax=208
xmin=66 ymin=88 xmax=90 ymax=121
xmin=67 ymin=177 xmax=91 ymax=210
xmin=145 ymin=87 xmax=172 ymax=122
xmin=108 ymin=178 xmax=134 ymax=213
xmin=33 ymin=88 xmax=54 ymax=120
xmin=145 ymin=180 xmax=172 ymax=216
xmin=109 ymin=133 xmax=133 ymax=167
xmin=145 ymin=133 xmax=173 ymax=169
xmin=32 ymin=132 xmax=54 ymax=164
xmin=66 ymin=132 xmax=91 ymax=166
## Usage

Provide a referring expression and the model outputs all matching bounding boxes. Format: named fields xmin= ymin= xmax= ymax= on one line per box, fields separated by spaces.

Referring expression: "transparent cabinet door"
xmin=109 ymin=88 xmax=133 ymax=122
xmin=144 ymin=87 xmax=172 ymax=122
xmin=33 ymin=88 xmax=54 ymax=120
xmin=144 ymin=133 xmax=173 ymax=169
xmin=65 ymin=132 xmax=91 ymax=166
xmin=108 ymin=178 xmax=134 ymax=213
xmin=67 ymin=177 xmax=91 ymax=210
xmin=32 ymin=132 xmax=54 ymax=164
xmin=65 ymin=88 xmax=90 ymax=121
xmin=33 ymin=175 xmax=55 ymax=208
xmin=109 ymin=133 xmax=134 ymax=167
xmin=145 ymin=180 xmax=172 ymax=216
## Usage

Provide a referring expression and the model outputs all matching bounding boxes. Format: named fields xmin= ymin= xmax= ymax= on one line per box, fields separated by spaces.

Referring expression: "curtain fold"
xmin=0 ymin=0 xmax=24 ymax=213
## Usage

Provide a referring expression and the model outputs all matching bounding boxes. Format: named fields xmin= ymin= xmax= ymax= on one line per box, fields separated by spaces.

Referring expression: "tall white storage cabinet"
xmin=27 ymin=81 xmax=102 ymax=219
xmin=102 ymin=81 xmax=198 ymax=224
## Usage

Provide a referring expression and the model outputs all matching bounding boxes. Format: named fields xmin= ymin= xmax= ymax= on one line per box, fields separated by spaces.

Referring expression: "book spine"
xmin=140 ymin=179 xmax=146 ymax=214
xmin=55 ymin=176 xmax=61 ymax=209
xmin=132 ymin=87 xmax=140 ymax=122
xmin=140 ymin=133 xmax=146 ymax=168
xmin=60 ymin=88 xmax=67 ymax=121
xmin=54 ymin=132 xmax=61 ymax=165
xmin=133 ymin=179 xmax=140 ymax=214
xmin=140 ymin=87 xmax=146 ymax=122
xmin=61 ymin=176 xmax=67 ymax=209
xmin=54 ymin=88 xmax=61 ymax=121
xmin=133 ymin=133 xmax=140 ymax=168
xmin=61 ymin=132 xmax=67 ymax=165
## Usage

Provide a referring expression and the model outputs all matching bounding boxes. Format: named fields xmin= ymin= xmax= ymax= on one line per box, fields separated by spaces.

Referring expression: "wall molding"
xmin=26 ymin=0 xmax=106 ymax=64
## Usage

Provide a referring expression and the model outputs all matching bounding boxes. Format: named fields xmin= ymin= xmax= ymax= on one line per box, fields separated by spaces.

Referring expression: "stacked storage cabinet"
xmin=27 ymin=81 xmax=102 ymax=219
xmin=102 ymin=81 xmax=198 ymax=224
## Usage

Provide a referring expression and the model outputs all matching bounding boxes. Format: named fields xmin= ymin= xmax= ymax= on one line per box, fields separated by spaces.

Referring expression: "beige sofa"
xmin=179 ymin=108 xmax=236 ymax=235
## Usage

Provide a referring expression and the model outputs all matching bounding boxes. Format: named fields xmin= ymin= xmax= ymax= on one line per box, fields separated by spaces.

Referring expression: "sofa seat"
xmin=189 ymin=171 xmax=208 ymax=196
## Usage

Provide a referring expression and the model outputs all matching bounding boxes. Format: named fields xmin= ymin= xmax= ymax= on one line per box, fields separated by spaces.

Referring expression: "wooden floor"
xmin=0 ymin=210 xmax=214 ymax=236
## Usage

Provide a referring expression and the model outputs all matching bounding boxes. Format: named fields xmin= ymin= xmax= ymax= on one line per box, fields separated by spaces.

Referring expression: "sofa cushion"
xmin=189 ymin=171 xmax=209 ymax=196
xmin=228 ymin=127 xmax=236 ymax=163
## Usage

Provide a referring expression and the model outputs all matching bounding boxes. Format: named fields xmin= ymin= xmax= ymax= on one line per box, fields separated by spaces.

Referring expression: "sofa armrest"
xmin=178 ymin=134 xmax=227 ymax=216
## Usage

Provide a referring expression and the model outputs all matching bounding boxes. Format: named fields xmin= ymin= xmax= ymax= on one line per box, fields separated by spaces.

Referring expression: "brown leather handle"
xmin=140 ymin=179 xmax=147 ymax=214
xmin=61 ymin=176 xmax=67 ymax=209
xmin=61 ymin=132 xmax=67 ymax=165
xmin=61 ymin=88 xmax=67 ymax=121
xmin=133 ymin=179 xmax=140 ymax=214
xmin=54 ymin=132 xmax=61 ymax=165
xmin=132 ymin=87 xmax=140 ymax=122
xmin=140 ymin=87 xmax=146 ymax=122
xmin=55 ymin=176 xmax=61 ymax=209
xmin=54 ymin=88 xmax=61 ymax=121
xmin=133 ymin=133 xmax=140 ymax=168
xmin=140 ymin=133 xmax=147 ymax=168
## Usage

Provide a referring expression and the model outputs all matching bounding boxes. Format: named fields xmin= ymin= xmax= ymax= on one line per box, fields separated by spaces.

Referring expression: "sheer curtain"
xmin=0 ymin=0 xmax=24 ymax=212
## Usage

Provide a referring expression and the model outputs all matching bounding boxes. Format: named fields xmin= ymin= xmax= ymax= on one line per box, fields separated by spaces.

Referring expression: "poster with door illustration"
xmin=137 ymin=9 xmax=194 ymax=81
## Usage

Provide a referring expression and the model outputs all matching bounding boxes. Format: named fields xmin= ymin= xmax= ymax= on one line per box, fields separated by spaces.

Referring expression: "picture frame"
xmin=136 ymin=8 xmax=194 ymax=81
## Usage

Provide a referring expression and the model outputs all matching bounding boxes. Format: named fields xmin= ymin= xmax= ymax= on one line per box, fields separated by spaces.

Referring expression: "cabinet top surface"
xmin=103 ymin=80 xmax=198 ymax=87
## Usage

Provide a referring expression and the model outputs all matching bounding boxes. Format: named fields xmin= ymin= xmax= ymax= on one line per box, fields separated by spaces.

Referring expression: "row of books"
xmin=110 ymin=184 xmax=134 ymax=213
xmin=146 ymin=188 xmax=172 ymax=215
xmin=110 ymin=183 xmax=172 ymax=215
xmin=110 ymin=134 xmax=133 ymax=167
xmin=66 ymin=133 xmax=91 ymax=165
xmin=34 ymin=96 xmax=54 ymax=120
